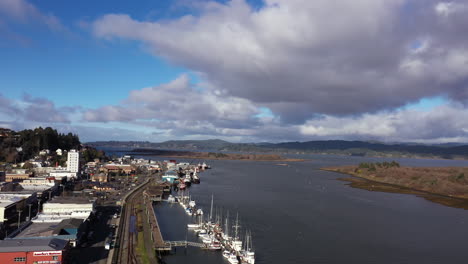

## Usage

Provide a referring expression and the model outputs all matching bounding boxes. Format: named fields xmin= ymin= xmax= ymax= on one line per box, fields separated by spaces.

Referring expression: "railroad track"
xmin=114 ymin=179 xmax=152 ymax=264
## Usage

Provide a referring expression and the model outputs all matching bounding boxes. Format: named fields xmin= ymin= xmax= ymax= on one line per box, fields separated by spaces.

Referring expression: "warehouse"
xmin=0 ymin=238 xmax=68 ymax=264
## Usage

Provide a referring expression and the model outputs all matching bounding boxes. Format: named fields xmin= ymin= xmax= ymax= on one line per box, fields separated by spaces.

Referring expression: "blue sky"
xmin=1 ymin=0 xmax=468 ymax=143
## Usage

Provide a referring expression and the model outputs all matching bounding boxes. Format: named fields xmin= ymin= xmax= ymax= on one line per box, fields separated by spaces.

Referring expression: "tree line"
xmin=0 ymin=127 xmax=81 ymax=163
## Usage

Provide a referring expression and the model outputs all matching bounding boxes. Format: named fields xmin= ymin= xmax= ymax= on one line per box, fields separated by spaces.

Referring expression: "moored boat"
xmin=167 ymin=195 xmax=176 ymax=203
xmin=187 ymin=223 xmax=199 ymax=228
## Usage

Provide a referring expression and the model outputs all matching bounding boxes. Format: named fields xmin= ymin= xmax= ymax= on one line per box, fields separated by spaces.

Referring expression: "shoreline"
xmin=322 ymin=167 xmax=468 ymax=210
xmin=127 ymin=151 xmax=305 ymax=162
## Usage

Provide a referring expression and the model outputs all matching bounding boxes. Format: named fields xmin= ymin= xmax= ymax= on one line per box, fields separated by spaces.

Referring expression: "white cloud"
xmin=83 ymin=74 xmax=261 ymax=135
xmin=0 ymin=93 xmax=73 ymax=125
xmin=300 ymin=104 xmax=468 ymax=143
xmin=435 ymin=2 xmax=458 ymax=17
xmin=0 ymin=0 xmax=65 ymax=31
xmin=90 ymin=0 xmax=468 ymax=125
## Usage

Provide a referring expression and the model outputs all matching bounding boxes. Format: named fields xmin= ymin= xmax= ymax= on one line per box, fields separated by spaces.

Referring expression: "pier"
xmin=143 ymin=187 xmax=169 ymax=251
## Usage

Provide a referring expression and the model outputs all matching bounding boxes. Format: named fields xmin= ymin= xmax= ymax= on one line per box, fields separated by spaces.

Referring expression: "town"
xmin=0 ymin=142 xmax=168 ymax=263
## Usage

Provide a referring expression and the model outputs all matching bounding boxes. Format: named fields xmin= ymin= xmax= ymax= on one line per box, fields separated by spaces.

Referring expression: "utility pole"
xmin=28 ymin=204 xmax=32 ymax=221
xmin=17 ymin=210 xmax=22 ymax=229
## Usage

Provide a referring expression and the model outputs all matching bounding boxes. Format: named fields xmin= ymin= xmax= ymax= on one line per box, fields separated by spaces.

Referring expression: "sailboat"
xmin=231 ymin=213 xmax=243 ymax=252
xmin=242 ymin=230 xmax=255 ymax=264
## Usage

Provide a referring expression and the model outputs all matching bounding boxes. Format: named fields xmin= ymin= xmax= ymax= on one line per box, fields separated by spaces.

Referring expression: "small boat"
xmin=206 ymin=241 xmax=222 ymax=250
xmin=187 ymin=223 xmax=199 ymax=228
xmin=185 ymin=208 xmax=193 ymax=215
xmin=196 ymin=209 xmax=204 ymax=215
xmin=196 ymin=229 xmax=207 ymax=235
xmin=189 ymin=200 xmax=196 ymax=208
xmin=192 ymin=173 xmax=200 ymax=184
xmin=228 ymin=253 xmax=239 ymax=264
xmin=167 ymin=195 xmax=176 ymax=203
xmin=198 ymin=233 xmax=210 ymax=239
xmin=184 ymin=175 xmax=192 ymax=185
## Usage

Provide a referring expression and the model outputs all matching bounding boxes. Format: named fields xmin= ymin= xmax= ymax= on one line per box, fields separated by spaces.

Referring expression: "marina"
xmin=151 ymin=160 xmax=256 ymax=263
xmin=152 ymin=156 xmax=468 ymax=264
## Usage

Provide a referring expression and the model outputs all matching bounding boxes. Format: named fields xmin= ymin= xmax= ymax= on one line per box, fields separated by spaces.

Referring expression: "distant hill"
xmin=87 ymin=139 xmax=233 ymax=150
xmin=85 ymin=139 xmax=468 ymax=159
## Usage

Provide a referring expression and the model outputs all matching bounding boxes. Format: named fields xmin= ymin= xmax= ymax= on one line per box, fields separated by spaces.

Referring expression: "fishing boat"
xmin=162 ymin=170 xmax=179 ymax=183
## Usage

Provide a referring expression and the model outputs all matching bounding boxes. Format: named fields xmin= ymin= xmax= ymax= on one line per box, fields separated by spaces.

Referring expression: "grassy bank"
xmin=323 ymin=163 xmax=468 ymax=209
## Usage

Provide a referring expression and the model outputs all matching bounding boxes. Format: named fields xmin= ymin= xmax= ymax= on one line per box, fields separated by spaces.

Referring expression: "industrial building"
xmin=33 ymin=197 xmax=95 ymax=223
xmin=0 ymin=238 xmax=68 ymax=264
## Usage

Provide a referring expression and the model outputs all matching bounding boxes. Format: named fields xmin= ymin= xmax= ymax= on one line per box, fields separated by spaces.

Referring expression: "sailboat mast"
xmin=210 ymin=194 xmax=214 ymax=223
xmin=234 ymin=212 xmax=240 ymax=240
xmin=225 ymin=210 xmax=229 ymax=237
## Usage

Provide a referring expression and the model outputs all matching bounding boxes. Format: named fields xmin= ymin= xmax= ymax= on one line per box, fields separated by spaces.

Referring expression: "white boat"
xmin=228 ymin=254 xmax=239 ymax=264
xmin=242 ymin=231 xmax=255 ymax=264
xmin=202 ymin=237 xmax=213 ymax=244
xmin=194 ymin=228 xmax=206 ymax=234
xmin=206 ymin=241 xmax=222 ymax=250
xmin=192 ymin=173 xmax=200 ymax=183
xmin=167 ymin=195 xmax=176 ymax=203
xmin=196 ymin=209 xmax=204 ymax=215
xmin=231 ymin=240 xmax=243 ymax=251
xmin=187 ymin=223 xmax=199 ymax=228
xmin=231 ymin=213 xmax=243 ymax=251
xmin=184 ymin=175 xmax=192 ymax=185
xmin=189 ymin=200 xmax=196 ymax=208
xmin=198 ymin=233 xmax=210 ymax=239
xmin=243 ymin=251 xmax=255 ymax=264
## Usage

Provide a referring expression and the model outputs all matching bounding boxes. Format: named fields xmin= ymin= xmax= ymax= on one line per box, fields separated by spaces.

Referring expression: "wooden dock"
xmin=144 ymin=193 xmax=171 ymax=251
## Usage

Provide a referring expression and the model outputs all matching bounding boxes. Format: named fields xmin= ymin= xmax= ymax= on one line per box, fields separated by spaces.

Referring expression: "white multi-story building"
xmin=67 ymin=150 xmax=79 ymax=173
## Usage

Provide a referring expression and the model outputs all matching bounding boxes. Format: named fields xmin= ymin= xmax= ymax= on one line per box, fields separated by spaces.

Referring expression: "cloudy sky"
xmin=1 ymin=0 xmax=468 ymax=143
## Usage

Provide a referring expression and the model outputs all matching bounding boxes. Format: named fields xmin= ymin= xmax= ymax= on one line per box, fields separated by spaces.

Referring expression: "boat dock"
xmin=143 ymin=187 xmax=171 ymax=251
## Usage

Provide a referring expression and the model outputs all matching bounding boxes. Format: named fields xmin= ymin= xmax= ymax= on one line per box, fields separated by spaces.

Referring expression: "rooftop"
xmin=16 ymin=218 xmax=83 ymax=238
xmin=0 ymin=238 xmax=68 ymax=253
xmin=47 ymin=197 xmax=94 ymax=204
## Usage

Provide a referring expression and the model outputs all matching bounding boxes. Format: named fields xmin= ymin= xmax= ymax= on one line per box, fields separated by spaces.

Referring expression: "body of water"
xmin=147 ymin=155 xmax=468 ymax=263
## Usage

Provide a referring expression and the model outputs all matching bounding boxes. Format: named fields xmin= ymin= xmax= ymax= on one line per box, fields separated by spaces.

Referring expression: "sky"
xmin=1 ymin=0 xmax=468 ymax=143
